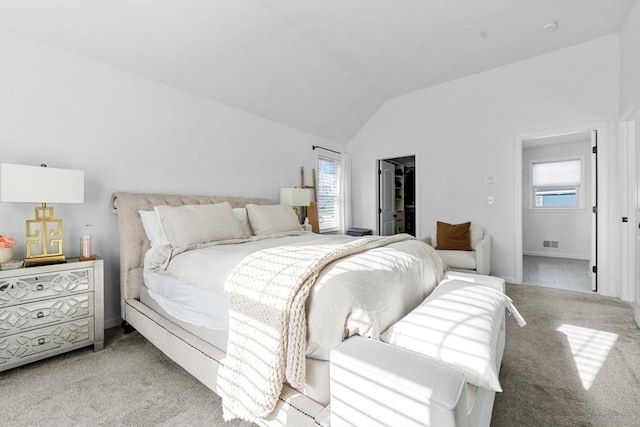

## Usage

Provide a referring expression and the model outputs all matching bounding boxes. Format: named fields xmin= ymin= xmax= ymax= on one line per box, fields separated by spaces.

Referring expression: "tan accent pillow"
xmin=246 ymin=204 xmax=303 ymax=236
xmin=156 ymin=202 xmax=247 ymax=248
xmin=233 ymin=207 xmax=254 ymax=237
xmin=436 ymin=221 xmax=472 ymax=251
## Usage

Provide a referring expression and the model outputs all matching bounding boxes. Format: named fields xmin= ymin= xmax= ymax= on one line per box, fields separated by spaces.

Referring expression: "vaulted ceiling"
xmin=0 ymin=0 xmax=633 ymax=142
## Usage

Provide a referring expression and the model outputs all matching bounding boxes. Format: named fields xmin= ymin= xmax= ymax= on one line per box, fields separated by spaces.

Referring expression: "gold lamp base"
xmin=24 ymin=254 xmax=66 ymax=267
xmin=24 ymin=203 xmax=67 ymax=267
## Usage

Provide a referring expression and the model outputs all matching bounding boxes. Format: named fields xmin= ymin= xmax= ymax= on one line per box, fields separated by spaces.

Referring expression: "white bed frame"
xmin=111 ymin=192 xmax=330 ymax=426
xmin=111 ymin=191 xmax=504 ymax=427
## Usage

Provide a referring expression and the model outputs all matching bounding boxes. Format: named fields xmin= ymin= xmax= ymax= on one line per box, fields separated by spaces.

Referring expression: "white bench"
xmin=330 ymin=272 xmax=507 ymax=427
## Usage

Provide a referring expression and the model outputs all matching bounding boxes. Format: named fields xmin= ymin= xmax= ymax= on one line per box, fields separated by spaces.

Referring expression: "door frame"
xmin=620 ymin=108 xmax=640 ymax=323
xmin=514 ymin=122 xmax=608 ymax=290
xmin=377 ymin=159 xmax=396 ymax=236
xmin=376 ymin=155 xmax=417 ymax=236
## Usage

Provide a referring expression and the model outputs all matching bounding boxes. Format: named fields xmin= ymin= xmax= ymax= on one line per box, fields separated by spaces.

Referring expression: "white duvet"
xmin=144 ymin=233 xmax=444 ymax=360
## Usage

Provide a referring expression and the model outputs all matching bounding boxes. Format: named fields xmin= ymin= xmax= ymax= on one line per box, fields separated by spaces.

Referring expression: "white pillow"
xmin=246 ymin=204 xmax=303 ymax=236
xmin=232 ymin=207 xmax=253 ymax=237
xmin=139 ymin=210 xmax=169 ymax=248
xmin=380 ymin=279 xmax=510 ymax=392
xmin=155 ymin=202 xmax=246 ymax=249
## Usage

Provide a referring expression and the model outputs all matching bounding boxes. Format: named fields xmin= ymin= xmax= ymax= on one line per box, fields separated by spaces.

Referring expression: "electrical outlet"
xmin=488 ymin=196 xmax=494 ymax=205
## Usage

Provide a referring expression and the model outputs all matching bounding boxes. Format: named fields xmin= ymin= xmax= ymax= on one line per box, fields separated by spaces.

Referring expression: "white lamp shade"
xmin=0 ymin=163 xmax=84 ymax=204
xmin=280 ymin=188 xmax=311 ymax=207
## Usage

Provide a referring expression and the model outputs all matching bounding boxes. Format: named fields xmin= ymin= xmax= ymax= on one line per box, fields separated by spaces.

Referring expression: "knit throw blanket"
xmin=218 ymin=234 xmax=412 ymax=421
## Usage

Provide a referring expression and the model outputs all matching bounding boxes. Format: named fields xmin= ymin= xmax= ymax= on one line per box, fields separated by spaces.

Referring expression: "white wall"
xmin=620 ymin=0 xmax=640 ymax=120
xmin=348 ymin=35 xmax=620 ymax=290
xmin=0 ymin=30 xmax=343 ymax=328
xmin=522 ymin=141 xmax=592 ymax=259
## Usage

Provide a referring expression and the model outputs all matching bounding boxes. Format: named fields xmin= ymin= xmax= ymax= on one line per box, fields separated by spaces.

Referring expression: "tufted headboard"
xmin=110 ymin=192 xmax=273 ymax=318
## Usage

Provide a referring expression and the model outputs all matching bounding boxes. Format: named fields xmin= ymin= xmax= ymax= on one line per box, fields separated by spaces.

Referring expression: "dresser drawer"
xmin=0 ymin=268 xmax=93 ymax=308
xmin=0 ymin=293 xmax=93 ymax=337
xmin=0 ymin=318 xmax=94 ymax=368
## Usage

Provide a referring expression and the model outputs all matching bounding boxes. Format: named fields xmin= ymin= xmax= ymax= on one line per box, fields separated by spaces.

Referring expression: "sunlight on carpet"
xmin=557 ymin=324 xmax=618 ymax=390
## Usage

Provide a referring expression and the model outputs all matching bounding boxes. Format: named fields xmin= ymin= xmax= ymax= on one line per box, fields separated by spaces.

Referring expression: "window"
xmin=531 ymin=159 xmax=582 ymax=208
xmin=317 ymin=153 xmax=341 ymax=233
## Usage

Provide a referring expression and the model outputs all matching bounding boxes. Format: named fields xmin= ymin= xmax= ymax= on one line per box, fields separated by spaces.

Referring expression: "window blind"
xmin=532 ymin=160 xmax=581 ymax=186
xmin=317 ymin=154 xmax=341 ymax=233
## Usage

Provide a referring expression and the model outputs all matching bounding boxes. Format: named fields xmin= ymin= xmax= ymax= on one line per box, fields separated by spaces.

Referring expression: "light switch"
xmin=488 ymin=196 xmax=494 ymax=205
xmin=486 ymin=176 xmax=496 ymax=184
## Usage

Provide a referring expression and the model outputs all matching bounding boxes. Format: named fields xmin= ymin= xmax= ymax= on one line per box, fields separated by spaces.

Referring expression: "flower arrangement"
xmin=0 ymin=235 xmax=17 ymax=248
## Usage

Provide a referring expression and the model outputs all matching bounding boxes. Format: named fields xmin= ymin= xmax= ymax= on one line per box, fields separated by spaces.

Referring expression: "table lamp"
xmin=280 ymin=188 xmax=311 ymax=222
xmin=0 ymin=163 xmax=84 ymax=266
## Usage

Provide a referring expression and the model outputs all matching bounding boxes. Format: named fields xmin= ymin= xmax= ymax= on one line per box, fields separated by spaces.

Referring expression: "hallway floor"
xmin=523 ymin=255 xmax=593 ymax=292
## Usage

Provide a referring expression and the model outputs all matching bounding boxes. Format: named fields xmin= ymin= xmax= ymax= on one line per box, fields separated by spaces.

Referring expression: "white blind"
xmin=532 ymin=160 xmax=581 ymax=186
xmin=317 ymin=155 xmax=341 ymax=232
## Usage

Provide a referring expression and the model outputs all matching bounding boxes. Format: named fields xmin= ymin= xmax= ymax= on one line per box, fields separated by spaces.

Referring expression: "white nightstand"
xmin=0 ymin=257 xmax=104 ymax=371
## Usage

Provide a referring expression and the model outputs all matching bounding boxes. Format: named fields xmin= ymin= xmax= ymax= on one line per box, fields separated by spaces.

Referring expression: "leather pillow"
xmin=436 ymin=221 xmax=472 ymax=251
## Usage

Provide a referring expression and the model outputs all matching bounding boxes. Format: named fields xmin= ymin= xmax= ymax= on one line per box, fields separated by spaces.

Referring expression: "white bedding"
xmin=143 ymin=233 xmax=444 ymax=360
xmin=139 ymin=285 xmax=333 ymax=406
xmin=144 ymin=270 xmax=230 ymax=329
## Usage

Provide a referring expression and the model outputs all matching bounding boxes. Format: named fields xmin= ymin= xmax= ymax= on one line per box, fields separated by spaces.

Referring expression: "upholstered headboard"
xmin=110 ymin=192 xmax=272 ymax=318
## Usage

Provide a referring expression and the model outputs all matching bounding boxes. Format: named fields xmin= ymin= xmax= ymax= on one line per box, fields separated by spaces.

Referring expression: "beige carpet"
xmin=0 ymin=328 xmax=254 ymax=427
xmin=492 ymin=284 xmax=640 ymax=426
xmin=1 ymin=283 xmax=638 ymax=426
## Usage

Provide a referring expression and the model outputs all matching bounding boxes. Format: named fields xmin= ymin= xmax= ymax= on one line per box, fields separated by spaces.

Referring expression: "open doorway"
xmin=377 ymin=156 xmax=416 ymax=236
xmin=521 ymin=130 xmax=597 ymax=292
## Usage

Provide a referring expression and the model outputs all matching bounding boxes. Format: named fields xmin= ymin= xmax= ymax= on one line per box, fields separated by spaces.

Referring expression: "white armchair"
xmin=425 ymin=224 xmax=491 ymax=275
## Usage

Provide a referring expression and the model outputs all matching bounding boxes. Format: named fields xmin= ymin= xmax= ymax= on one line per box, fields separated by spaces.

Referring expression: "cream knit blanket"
xmin=219 ymin=234 xmax=412 ymax=421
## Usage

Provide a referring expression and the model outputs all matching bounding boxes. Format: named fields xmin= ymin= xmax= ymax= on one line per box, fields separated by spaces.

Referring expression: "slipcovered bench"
xmin=330 ymin=272 xmax=509 ymax=427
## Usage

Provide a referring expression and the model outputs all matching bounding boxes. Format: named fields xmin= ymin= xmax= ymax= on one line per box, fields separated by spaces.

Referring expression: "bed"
xmin=110 ymin=191 xmax=505 ymax=426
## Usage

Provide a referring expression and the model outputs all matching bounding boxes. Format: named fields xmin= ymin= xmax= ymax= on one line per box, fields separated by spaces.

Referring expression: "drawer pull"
xmin=36 ymin=284 xmax=44 ymax=291
xmin=37 ymin=311 xmax=44 ymax=318
xmin=37 ymin=338 xmax=45 ymax=345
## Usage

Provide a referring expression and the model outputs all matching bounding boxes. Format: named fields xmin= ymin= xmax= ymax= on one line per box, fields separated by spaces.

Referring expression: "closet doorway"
xmin=520 ymin=130 xmax=597 ymax=292
xmin=377 ymin=156 xmax=416 ymax=236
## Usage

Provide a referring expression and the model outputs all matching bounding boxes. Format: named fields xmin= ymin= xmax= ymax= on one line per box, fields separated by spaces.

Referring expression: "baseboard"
xmin=104 ymin=316 xmax=122 ymax=329
xmin=523 ymin=251 xmax=589 ymax=260
xmin=503 ymin=276 xmax=518 ymax=285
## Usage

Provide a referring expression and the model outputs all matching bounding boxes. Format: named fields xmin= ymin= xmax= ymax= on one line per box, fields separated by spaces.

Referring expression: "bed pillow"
xmin=436 ymin=221 xmax=472 ymax=250
xmin=233 ymin=207 xmax=253 ymax=237
xmin=139 ymin=210 xmax=169 ymax=248
xmin=246 ymin=204 xmax=303 ymax=236
xmin=155 ymin=202 xmax=246 ymax=248
xmin=380 ymin=279 xmax=510 ymax=392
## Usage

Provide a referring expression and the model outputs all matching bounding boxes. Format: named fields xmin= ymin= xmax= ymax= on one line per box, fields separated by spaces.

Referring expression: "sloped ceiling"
xmin=0 ymin=0 xmax=633 ymax=143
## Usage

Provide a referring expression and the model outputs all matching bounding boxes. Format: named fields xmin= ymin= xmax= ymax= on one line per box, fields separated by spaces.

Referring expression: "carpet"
xmin=1 ymin=283 xmax=638 ymax=426
xmin=0 ymin=328 xmax=253 ymax=426
xmin=492 ymin=284 xmax=640 ymax=426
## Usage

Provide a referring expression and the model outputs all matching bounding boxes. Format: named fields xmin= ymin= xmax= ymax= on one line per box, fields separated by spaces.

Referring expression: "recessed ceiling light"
xmin=541 ymin=21 xmax=559 ymax=33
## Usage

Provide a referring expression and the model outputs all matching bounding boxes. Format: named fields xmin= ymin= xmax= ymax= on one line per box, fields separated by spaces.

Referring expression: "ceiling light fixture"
xmin=541 ymin=21 xmax=559 ymax=33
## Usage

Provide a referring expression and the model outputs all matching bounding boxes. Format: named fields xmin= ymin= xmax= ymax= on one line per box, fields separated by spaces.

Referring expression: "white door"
xmin=623 ymin=111 xmax=640 ymax=326
xmin=379 ymin=160 xmax=395 ymax=236
xmin=590 ymin=130 xmax=598 ymax=291
xmin=633 ymin=112 xmax=640 ymax=323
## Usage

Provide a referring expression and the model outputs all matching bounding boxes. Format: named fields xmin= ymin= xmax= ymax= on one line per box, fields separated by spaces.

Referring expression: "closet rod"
xmin=312 ymin=145 xmax=341 ymax=155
